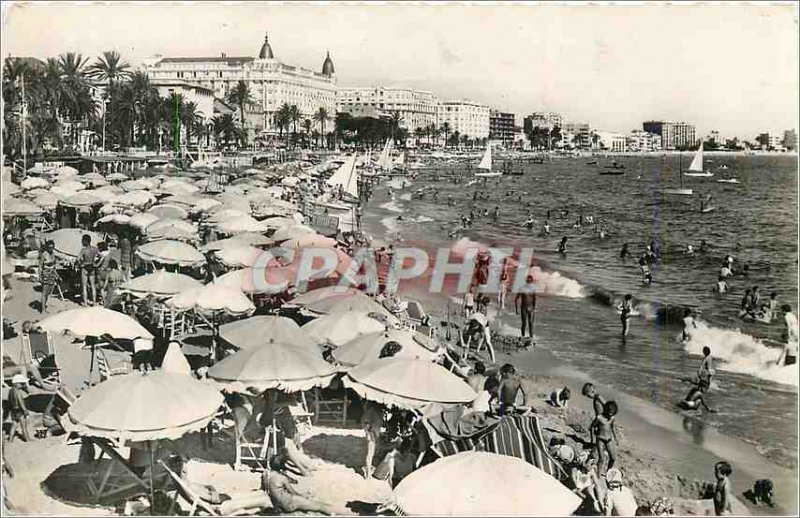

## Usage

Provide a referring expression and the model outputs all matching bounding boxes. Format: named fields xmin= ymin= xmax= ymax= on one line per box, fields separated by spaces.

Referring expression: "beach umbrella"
xmin=189 ymin=198 xmax=222 ymax=214
xmin=281 ymin=176 xmax=300 ymax=187
xmin=212 ymin=245 xmax=264 ymax=268
xmin=303 ymin=289 xmax=396 ymax=321
xmin=3 ymin=198 xmax=44 ymax=217
xmin=54 ymin=165 xmax=80 ymax=178
xmin=212 ymin=268 xmax=285 ymax=295
xmin=136 ymin=240 xmax=205 ymax=267
xmin=95 ymin=184 xmax=124 ymax=196
xmin=207 ymin=332 xmax=336 ymax=393
xmin=42 ymin=229 xmax=106 ymax=260
xmin=224 ymin=185 xmax=247 ymax=195
xmin=30 ymin=192 xmax=62 ymax=211
xmin=60 ymin=191 xmax=105 ymax=208
xmin=301 ymin=310 xmax=386 ymax=347
xmin=147 ymin=204 xmax=189 ymax=220
xmin=98 ymin=203 xmax=120 ymax=216
xmin=208 ymin=208 xmax=249 ymax=223
xmin=333 ymin=329 xmax=438 ymax=367
xmin=161 ymin=342 xmax=192 ymax=375
xmin=167 ymin=284 xmax=254 ymax=316
xmin=54 ymin=179 xmax=85 ymax=192
xmin=264 ymin=186 xmax=284 ymax=198
xmin=120 ymin=179 xmax=150 ymax=191
xmin=20 ymin=177 xmax=49 ymax=190
xmin=391 ymin=451 xmax=581 ymax=516
xmin=287 ymin=286 xmax=364 ymax=307
xmin=95 ymin=213 xmax=132 ymax=228
xmin=64 ymin=370 xmax=222 ymax=442
xmin=216 ymin=215 xmax=269 ymax=234
xmin=112 ymin=190 xmax=156 ymax=208
xmin=119 ymin=269 xmax=203 ymax=298
xmin=218 ymin=315 xmax=315 ymax=350
xmin=146 ymin=218 xmax=197 ymax=242
xmin=283 ymin=234 xmax=338 ymax=249
xmin=343 ymin=357 xmax=476 ymax=411
xmin=106 ymin=172 xmax=129 ymax=182
xmin=38 ymin=306 xmax=153 ymax=340
xmin=128 ymin=212 xmax=160 ymax=231
xmin=259 ymin=216 xmax=296 ymax=230
xmin=200 ymin=233 xmax=273 ymax=252
xmin=272 ymin=223 xmax=316 ymax=242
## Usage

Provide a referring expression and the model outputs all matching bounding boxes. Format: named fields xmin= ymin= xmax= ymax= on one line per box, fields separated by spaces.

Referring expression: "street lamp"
xmin=102 ymin=98 xmax=109 ymax=153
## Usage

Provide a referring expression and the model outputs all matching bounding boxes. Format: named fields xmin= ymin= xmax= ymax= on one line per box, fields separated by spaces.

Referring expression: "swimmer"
xmin=542 ymin=220 xmax=551 ymax=236
xmin=557 ymin=236 xmax=568 ymax=254
xmin=619 ymin=243 xmax=632 ymax=261
xmin=525 ymin=216 xmax=535 ymax=231
xmin=638 ymin=254 xmax=652 ymax=285
xmin=682 ymin=308 xmax=697 ymax=341
xmin=714 ymin=275 xmax=728 ymax=294
xmin=685 ymin=244 xmax=695 ymax=255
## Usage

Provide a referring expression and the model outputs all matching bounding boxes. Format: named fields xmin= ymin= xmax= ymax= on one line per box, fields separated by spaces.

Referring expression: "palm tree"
xmin=287 ymin=104 xmax=301 ymax=147
xmin=87 ymin=50 xmax=131 ymax=85
xmin=226 ymin=80 xmax=254 ymax=146
xmin=413 ymin=127 xmax=425 ymax=148
xmin=303 ymin=118 xmax=312 ymax=147
xmin=313 ymin=107 xmax=330 ymax=148
xmin=451 ymin=130 xmax=460 ymax=148
xmin=275 ymin=103 xmax=291 ymax=142
xmin=390 ymin=111 xmax=403 ymax=141
xmin=441 ymin=122 xmax=451 ymax=148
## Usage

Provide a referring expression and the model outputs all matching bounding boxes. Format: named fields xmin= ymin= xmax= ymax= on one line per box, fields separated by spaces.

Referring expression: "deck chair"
xmin=312 ymin=387 xmax=348 ymax=426
xmin=287 ymin=392 xmax=314 ymax=435
xmin=22 ymin=330 xmax=61 ymax=387
xmin=234 ymin=416 xmax=276 ymax=472
xmin=86 ymin=439 xmax=166 ymax=504
xmin=96 ymin=348 xmax=130 ymax=382
xmin=158 ymin=459 xmax=220 ymax=516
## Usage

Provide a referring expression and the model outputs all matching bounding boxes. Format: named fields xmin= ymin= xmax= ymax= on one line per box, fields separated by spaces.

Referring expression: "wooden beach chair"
xmin=158 ymin=459 xmax=220 ymax=516
xmin=312 ymin=387 xmax=348 ymax=426
xmin=86 ymin=439 xmax=166 ymax=504
xmin=97 ymin=349 xmax=130 ymax=382
xmin=234 ymin=417 xmax=275 ymax=472
xmin=287 ymin=392 xmax=314 ymax=435
xmin=22 ymin=329 xmax=61 ymax=387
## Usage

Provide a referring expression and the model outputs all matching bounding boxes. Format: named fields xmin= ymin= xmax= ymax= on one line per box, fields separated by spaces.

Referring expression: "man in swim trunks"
xmin=497 ymin=363 xmax=527 ymax=415
xmin=620 ymin=294 xmax=633 ymax=337
xmin=779 ymin=304 xmax=798 ymax=366
xmin=558 ymin=236 xmax=568 ymax=254
xmin=697 ymin=346 xmax=715 ymax=392
xmin=514 ymin=276 xmax=537 ymax=339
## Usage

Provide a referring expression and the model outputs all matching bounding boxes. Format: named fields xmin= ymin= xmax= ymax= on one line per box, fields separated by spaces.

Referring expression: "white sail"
xmin=688 ymin=145 xmax=703 ymax=172
xmin=376 ymin=138 xmax=393 ymax=170
xmin=327 ymin=154 xmax=359 ymax=199
xmin=477 ymin=145 xmax=492 ymax=171
xmin=394 ymin=151 xmax=405 ymax=166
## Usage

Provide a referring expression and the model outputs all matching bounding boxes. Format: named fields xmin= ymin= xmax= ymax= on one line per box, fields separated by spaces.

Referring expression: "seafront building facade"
xmin=524 ymin=112 xmax=563 ymax=130
xmin=642 ymin=120 xmax=696 ymax=150
xmin=151 ymin=80 xmax=216 ymax=121
xmin=336 ymin=86 xmax=439 ymax=131
xmin=437 ymin=100 xmax=490 ymax=138
xmin=489 ymin=110 xmax=515 ymax=145
xmin=626 ymin=130 xmax=662 ymax=152
xmin=142 ymin=33 xmax=337 ymax=140
xmin=562 ymin=122 xmax=591 ymax=149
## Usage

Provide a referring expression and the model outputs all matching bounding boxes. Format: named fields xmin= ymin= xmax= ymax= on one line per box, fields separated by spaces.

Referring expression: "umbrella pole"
xmin=148 ymin=440 xmax=155 ymax=516
xmin=88 ymin=341 xmax=95 ymax=386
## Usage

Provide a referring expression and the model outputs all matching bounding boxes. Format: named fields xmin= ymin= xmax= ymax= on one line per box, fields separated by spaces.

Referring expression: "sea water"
xmin=368 ymin=154 xmax=798 ymax=469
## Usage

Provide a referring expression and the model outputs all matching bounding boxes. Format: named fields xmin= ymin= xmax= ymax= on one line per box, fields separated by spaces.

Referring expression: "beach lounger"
xmin=96 ymin=348 xmax=130 ymax=382
xmin=234 ymin=420 xmax=276 ymax=472
xmin=158 ymin=459 xmax=220 ymax=516
xmin=312 ymin=386 xmax=348 ymax=426
xmin=22 ymin=330 xmax=61 ymax=387
xmin=287 ymin=392 xmax=314 ymax=435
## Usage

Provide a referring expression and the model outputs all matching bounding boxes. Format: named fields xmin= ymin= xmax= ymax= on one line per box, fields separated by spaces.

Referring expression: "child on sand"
xmin=497 ymin=363 xmax=527 ymax=415
xmin=591 ymin=400 xmax=619 ymax=474
xmin=549 ymin=386 xmax=571 ymax=408
xmin=582 ymin=382 xmax=606 ymax=417
xmin=713 ymin=461 xmax=733 ymax=516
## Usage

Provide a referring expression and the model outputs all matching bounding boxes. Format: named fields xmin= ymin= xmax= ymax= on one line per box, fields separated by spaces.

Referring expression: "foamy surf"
xmin=379 ymin=200 xmax=405 ymax=213
xmin=684 ymin=320 xmax=799 ymax=387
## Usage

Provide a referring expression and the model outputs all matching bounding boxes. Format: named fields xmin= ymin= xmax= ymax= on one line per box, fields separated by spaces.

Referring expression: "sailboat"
xmin=376 ymin=138 xmax=393 ymax=171
xmin=326 ymin=154 xmax=359 ymax=201
xmin=684 ymin=145 xmax=714 ymax=177
xmin=659 ymin=152 xmax=693 ymax=195
xmin=474 ymin=145 xmax=501 ymax=178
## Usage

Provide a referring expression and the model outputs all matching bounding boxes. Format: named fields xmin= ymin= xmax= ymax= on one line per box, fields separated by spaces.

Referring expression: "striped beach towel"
xmin=429 ymin=414 xmax=565 ymax=479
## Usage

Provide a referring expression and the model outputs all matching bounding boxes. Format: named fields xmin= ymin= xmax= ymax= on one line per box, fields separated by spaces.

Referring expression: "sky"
xmin=2 ymin=2 xmax=798 ymax=138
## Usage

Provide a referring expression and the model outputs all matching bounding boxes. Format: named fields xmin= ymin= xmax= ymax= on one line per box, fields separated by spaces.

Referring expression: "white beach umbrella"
xmin=301 ymin=310 xmax=386 ymax=347
xmin=167 ymin=284 xmax=255 ymax=316
xmin=136 ymin=240 xmax=205 ymax=267
xmin=391 ymin=451 xmax=581 ymax=516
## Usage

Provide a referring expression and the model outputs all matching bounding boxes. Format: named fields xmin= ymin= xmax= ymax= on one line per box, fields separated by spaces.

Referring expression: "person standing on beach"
xmin=515 ymin=276 xmax=537 ymax=339
xmin=620 ymin=294 xmax=633 ymax=338
xmin=697 ymin=346 xmax=715 ymax=391
xmin=582 ymin=382 xmax=606 ymax=417
xmin=38 ymin=240 xmax=58 ymax=314
xmin=713 ymin=461 xmax=733 ymax=516
xmin=778 ymin=304 xmax=798 ymax=366
xmin=591 ymin=400 xmax=619 ymax=474
xmin=118 ymin=233 xmax=133 ymax=281
xmin=5 ymin=375 xmax=30 ymax=442
xmin=77 ymin=234 xmax=98 ymax=305
xmin=361 ymin=400 xmax=384 ymax=479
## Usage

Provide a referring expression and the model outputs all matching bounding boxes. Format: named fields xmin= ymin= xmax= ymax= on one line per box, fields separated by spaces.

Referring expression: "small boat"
xmin=683 ymin=146 xmax=714 ymax=177
xmin=586 ymin=160 xmax=598 ymax=166
xmin=474 ymin=145 xmax=501 ymax=178
xmin=716 ymin=178 xmax=740 ymax=184
xmin=475 ymin=172 xmax=503 ymax=178
xmin=659 ymin=152 xmax=693 ymax=196
xmin=701 ymin=206 xmax=717 ymax=213
xmin=599 ymin=171 xmax=625 ymax=176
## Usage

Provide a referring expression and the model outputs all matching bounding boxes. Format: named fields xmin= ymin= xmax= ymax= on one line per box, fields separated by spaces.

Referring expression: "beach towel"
xmin=428 ymin=414 xmax=564 ymax=479
xmin=425 ymin=405 xmax=501 ymax=441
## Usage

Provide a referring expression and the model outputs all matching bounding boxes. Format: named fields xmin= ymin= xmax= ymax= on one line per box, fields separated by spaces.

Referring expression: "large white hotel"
xmin=142 ymin=33 xmax=490 ymax=140
xmin=143 ymin=33 xmax=337 ymax=139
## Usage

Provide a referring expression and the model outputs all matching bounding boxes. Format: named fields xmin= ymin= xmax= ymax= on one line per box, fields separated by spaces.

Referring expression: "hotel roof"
xmin=159 ymin=57 xmax=255 ymax=64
